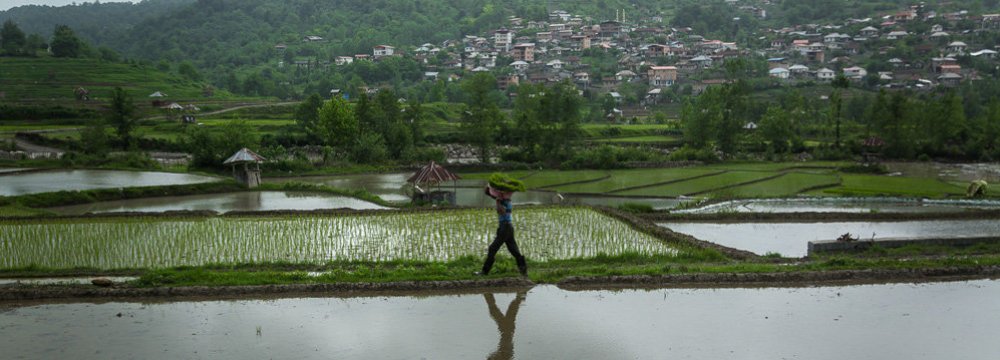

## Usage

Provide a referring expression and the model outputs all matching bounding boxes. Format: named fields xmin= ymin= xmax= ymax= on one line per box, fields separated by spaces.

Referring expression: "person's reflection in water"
xmin=484 ymin=291 xmax=527 ymax=360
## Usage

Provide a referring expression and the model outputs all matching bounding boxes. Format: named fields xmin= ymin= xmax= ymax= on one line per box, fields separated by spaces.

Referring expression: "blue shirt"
xmin=496 ymin=199 xmax=513 ymax=224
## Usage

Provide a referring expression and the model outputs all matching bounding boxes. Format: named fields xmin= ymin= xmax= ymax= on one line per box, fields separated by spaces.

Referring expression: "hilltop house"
xmin=648 ymin=66 xmax=678 ymax=87
xmin=373 ymin=45 xmax=395 ymax=58
xmin=769 ymin=67 xmax=790 ymax=79
xmin=817 ymin=68 xmax=836 ymax=81
xmin=512 ymin=43 xmax=535 ymax=62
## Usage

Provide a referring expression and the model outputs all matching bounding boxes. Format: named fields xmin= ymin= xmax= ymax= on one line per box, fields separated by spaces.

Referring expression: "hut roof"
xmin=223 ymin=148 xmax=266 ymax=165
xmin=407 ymin=161 xmax=461 ymax=185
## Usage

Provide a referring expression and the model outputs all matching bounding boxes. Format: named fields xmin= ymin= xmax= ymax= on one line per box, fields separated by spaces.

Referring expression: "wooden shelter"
xmin=407 ymin=161 xmax=461 ymax=205
xmin=224 ymin=148 xmax=265 ymax=188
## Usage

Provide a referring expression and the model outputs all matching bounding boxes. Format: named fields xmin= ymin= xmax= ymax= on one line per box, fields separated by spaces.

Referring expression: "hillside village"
xmin=282 ymin=1 xmax=1000 ymax=112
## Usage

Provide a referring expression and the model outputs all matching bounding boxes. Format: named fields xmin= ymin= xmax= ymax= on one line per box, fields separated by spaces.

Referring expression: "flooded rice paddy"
xmin=680 ymin=198 xmax=1000 ymax=214
xmin=1 ymin=208 xmax=675 ymax=269
xmin=267 ymin=173 xmax=682 ymax=208
xmin=886 ymin=162 xmax=1000 ymax=183
xmin=0 ymin=170 xmax=219 ymax=196
xmin=48 ymin=191 xmax=387 ymax=215
xmin=661 ymin=219 xmax=1000 ymax=257
xmin=3 ymin=280 xmax=1000 ymax=359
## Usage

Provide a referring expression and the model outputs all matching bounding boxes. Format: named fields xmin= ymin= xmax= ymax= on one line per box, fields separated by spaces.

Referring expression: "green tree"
xmin=759 ymin=106 xmax=795 ymax=153
xmin=50 ymin=25 xmax=83 ymax=58
xmin=1 ymin=20 xmax=26 ymax=55
xmin=80 ymin=120 xmax=111 ymax=155
xmin=316 ymin=96 xmax=358 ymax=148
xmin=177 ymin=61 xmax=202 ymax=81
xmin=830 ymin=74 xmax=850 ymax=148
xmin=295 ymin=94 xmax=323 ymax=141
xmin=184 ymin=121 xmax=260 ymax=168
xmin=461 ymin=73 xmax=503 ymax=163
xmin=106 ymin=87 xmax=137 ymax=149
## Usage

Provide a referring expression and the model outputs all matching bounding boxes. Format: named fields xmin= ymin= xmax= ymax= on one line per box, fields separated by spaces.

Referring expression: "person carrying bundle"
xmin=477 ymin=173 xmax=528 ymax=276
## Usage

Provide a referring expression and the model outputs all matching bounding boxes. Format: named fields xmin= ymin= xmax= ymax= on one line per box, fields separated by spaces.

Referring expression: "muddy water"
xmin=0 ymin=170 xmax=219 ymax=196
xmin=681 ymin=198 xmax=1000 ymax=214
xmin=661 ymin=220 xmax=1000 ymax=257
xmin=3 ymin=281 xmax=1000 ymax=359
xmin=48 ymin=191 xmax=388 ymax=214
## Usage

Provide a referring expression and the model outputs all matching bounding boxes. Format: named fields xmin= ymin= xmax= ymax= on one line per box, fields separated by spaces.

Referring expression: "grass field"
xmin=591 ymin=135 xmax=682 ymax=144
xmin=0 ymin=57 xmax=221 ymax=102
xmin=554 ymin=168 xmax=719 ymax=194
xmin=0 ymin=208 xmax=677 ymax=270
xmin=618 ymin=171 xmax=780 ymax=197
xmin=726 ymin=172 xmax=841 ymax=198
xmin=815 ymin=174 xmax=967 ymax=198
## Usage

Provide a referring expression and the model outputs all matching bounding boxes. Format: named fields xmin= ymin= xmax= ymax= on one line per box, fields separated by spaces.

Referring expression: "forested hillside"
xmin=0 ymin=0 xmax=194 ymax=46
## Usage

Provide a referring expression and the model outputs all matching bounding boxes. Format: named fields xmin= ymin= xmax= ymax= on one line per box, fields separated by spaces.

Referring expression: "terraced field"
xmin=0 ymin=208 xmax=677 ymax=270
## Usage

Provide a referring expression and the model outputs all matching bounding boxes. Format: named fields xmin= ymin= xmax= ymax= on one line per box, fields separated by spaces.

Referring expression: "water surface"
xmin=661 ymin=219 xmax=1000 ymax=257
xmin=0 ymin=170 xmax=219 ymax=196
xmin=48 ymin=191 xmax=387 ymax=214
xmin=2 ymin=281 xmax=999 ymax=359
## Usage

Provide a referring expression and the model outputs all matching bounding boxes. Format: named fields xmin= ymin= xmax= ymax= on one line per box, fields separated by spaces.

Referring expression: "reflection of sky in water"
xmin=662 ymin=220 xmax=1000 ymax=257
xmin=0 ymin=170 xmax=218 ymax=196
xmin=3 ymin=281 xmax=1000 ymax=359
xmin=50 ymin=191 xmax=387 ymax=214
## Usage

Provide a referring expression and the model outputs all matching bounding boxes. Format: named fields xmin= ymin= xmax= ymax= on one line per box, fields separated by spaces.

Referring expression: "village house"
xmin=859 ymin=26 xmax=880 ymax=38
xmin=599 ymin=21 xmax=624 ymax=39
xmin=886 ymin=31 xmax=909 ymax=40
xmin=335 ymin=56 xmax=354 ymax=66
xmin=511 ymin=43 xmax=535 ymax=62
xmin=947 ymin=41 xmax=968 ymax=55
xmin=303 ymin=35 xmax=324 ymax=42
xmin=938 ymin=72 xmax=963 ymax=87
xmin=494 ymin=28 xmax=515 ymax=52
xmin=510 ymin=60 xmax=530 ymax=72
xmin=373 ymin=45 xmax=395 ymax=58
xmin=932 ymin=57 xmax=958 ymax=72
xmin=546 ymin=59 xmax=564 ymax=70
xmin=690 ymin=55 xmax=713 ymax=69
xmin=645 ymin=44 xmax=670 ymax=58
xmin=817 ymin=68 xmax=836 ymax=81
xmin=843 ymin=66 xmax=868 ymax=79
xmin=535 ymin=32 xmax=553 ymax=42
xmin=769 ymin=67 xmax=790 ymax=79
xmin=648 ymin=66 xmax=678 ymax=87
xmin=616 ymin=70 xmax=636 ymax=82
xmin=972 ymin=49 xmax=999 ymax=58
xmin=788 ymin=64 xmax=810 ymax=76
xmin=569 ymin=35 xmax=591 ymax=51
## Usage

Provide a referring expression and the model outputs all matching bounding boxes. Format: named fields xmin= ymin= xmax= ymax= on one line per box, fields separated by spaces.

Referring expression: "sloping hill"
xmin=0 ymin=57 xmax=214 ymax=103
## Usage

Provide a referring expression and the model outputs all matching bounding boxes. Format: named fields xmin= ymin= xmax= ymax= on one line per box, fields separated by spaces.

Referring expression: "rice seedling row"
xmin=0 ymin=208 xmax=677 ymax=270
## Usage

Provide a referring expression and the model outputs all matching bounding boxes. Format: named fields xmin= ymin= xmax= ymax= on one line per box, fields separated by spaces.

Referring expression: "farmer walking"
xmin=478 ymin=174 xmax=527 ymax=276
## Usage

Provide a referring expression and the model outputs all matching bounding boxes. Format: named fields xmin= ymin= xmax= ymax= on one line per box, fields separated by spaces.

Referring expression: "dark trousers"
xmin=482 ymin=223 xmax=527 ymax=275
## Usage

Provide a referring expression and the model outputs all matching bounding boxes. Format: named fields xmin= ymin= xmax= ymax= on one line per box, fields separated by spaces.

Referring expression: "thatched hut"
xmin=407 ymin=161 xmax=461 ymax=205
xmin=224 ymin=148 xmax=265 ymax=188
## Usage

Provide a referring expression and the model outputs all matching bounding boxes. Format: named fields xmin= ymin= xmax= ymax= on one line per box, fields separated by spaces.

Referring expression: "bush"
xmin=667 ymin=146 xmax=719 ymax=162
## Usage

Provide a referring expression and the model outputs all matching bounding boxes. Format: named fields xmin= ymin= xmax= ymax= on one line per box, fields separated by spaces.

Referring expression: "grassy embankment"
xmin=463 ymin=161 xmax=979 ymax=200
